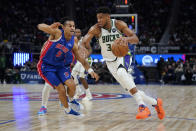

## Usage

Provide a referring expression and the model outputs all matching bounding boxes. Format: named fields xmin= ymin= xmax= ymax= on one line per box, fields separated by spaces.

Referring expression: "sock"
xmin=69 ymin=96 xmax=74 ymax=102
xmin=41 ymin=83 xmax=52 ymax=108
xmin=132 ymin=91 xmax=145 ymax=106
xmin=76 ymin=85 xmax=82 ymax=95
xmin=64 ymin=106 xmax=71 ymax=113
xmin=85 ymin=88 xmax=91 ymax=96
xmin=139 ymin=90 xmax=157 ymax=106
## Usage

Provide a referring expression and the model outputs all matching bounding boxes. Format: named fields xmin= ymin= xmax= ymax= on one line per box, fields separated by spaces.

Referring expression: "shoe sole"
xmin=136 ymin=113 xmax=151 ymax=119
xmin=156 ymin=98 xmax=165 ymax=120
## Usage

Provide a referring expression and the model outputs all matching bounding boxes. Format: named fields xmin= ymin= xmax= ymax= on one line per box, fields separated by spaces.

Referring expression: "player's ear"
xmin=106 ymin=14 xmax=110 ymax=20
xmin=61 ymin=24 xmax=66 ymax=30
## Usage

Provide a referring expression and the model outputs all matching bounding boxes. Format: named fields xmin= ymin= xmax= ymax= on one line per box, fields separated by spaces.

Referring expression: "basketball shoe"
xmin=83 ymin=93 xmax=93 ymax=101
xmin=65 ymin=108 xmax=81 ymax=116
xmin=154 ymin=98 xmax=165 ymax=119
xmin=136 ymin=105 xmax=151 ymax=119
xmin=70 ymin=99 xmax=84 ymax=111
xmin=38 ymin=106 xmax=47 ymax=115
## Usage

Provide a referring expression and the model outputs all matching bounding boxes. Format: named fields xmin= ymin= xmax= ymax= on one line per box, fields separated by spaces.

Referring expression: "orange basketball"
xmin=111 ymin=38 xmax=128 ymax=57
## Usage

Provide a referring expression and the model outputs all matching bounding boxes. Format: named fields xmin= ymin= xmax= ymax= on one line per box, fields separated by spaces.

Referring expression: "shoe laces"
xmin=156 ymin=105 xmax=161 ymax=113
xmin=139 ymin=105 xmax=146 ymax=112
xmin=155 ymin=99 xmax=161 ymax=113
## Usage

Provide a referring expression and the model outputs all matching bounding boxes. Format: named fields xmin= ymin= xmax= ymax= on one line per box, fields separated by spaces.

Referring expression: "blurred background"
xmin=0 ymin=0 xmax=195 ymax=85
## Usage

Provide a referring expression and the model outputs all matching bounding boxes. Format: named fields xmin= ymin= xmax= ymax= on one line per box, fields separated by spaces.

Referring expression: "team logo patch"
xmin=112 ymin=28 xmax=116 ymax=33
xmin=64 ymin=72 xmax=69 ymax=77
xmin=0 ymin=92 xmax=131 ymax=101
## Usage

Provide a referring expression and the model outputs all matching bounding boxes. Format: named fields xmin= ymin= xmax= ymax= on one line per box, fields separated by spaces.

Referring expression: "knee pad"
xmin=117 ymin=67 xmax=127 ymax=78
xmin=116 ymin=66 xmax=136 ymax=91
xmin=138 ymin=90 xmax=144 ymax=96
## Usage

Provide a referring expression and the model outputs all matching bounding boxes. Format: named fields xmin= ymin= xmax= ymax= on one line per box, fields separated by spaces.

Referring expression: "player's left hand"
xmin=90 ymin=72 xmax=99 ymax=82
xmin=50 ymin=22 xmax=62 ymax=29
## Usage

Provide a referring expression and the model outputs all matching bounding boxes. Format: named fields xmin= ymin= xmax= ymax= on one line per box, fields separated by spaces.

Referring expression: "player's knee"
xmin=58 ymin=86 xmax=66 ymax=95
xmin=68 ymin=83 xmax=76 ymax=92
xmin=117 ymin=66 xmax=127 ymax=78
xmin=138 ymin=90 xmax=144 ymax=96
xmin=117 ymin=66 xmax=136 ymax=91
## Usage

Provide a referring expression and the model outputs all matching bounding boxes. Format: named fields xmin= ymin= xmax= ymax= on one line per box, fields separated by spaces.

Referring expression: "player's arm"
xmin=81 ymin=25 xmax=99 ymax=56
xmin=37 ymin=22 xmax=62 ymax=37
xmin=116 ymin=20 xmax=139 ymax=44
xmin=72 ymin=37 xmax=99 ymax=81
xmin=40 ymin=35 xmax=54 ymax=53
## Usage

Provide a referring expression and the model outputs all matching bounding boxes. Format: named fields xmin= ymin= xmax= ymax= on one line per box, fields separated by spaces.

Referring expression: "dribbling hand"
xmin=117 ymin=37 xmax=128 ymax=46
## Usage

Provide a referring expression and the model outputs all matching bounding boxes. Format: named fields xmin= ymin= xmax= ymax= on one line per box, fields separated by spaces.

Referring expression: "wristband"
xmin=88 ymin=68 xmax=94 ymax=74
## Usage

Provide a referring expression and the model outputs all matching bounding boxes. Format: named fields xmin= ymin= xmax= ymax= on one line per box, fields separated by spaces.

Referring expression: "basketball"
xmin=111 ymin=38 xmax=129 ymax=57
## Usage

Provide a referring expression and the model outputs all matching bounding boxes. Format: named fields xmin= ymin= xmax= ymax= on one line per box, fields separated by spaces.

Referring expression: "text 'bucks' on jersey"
xmin=98 ymin=19 xmax=123 ymax=61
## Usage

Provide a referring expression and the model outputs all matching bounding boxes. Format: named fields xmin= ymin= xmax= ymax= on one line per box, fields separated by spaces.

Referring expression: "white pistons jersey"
xmin=98 ymin=19 xmax=122 ymax=61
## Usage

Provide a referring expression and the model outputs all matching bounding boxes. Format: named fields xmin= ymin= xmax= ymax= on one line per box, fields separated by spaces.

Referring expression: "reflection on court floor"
xmin=0 ymin=84 xmax=196 ymax=131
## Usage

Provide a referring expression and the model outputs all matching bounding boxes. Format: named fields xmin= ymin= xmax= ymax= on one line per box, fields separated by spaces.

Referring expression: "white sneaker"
xmin=83 ymin=94 xmax=93 ymax=101
xmin=73 ymin=94 xmax=80 ymax=99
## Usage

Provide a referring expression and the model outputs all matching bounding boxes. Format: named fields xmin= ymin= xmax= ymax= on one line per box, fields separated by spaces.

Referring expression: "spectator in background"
xmin=184 ymin=63 xmax=193 ymax=85
xmin=157 ymin=57 xmax=165 ymax=81
xmin=0 ymin=52 xmax=6 ymax=83
xmin=163 ymin=65 xmax=175 ymax=84
xmin=20 ymin=62 xmax=30 ymax=71
xmin=175 ymin=64 xmax=184 ymax=84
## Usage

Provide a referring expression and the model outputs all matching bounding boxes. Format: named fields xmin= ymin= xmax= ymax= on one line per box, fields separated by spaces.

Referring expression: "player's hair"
xmin=60 ymin=17 xmax=74 ymax=25
xmin=96 ymin=6 xmax=111 ymax=14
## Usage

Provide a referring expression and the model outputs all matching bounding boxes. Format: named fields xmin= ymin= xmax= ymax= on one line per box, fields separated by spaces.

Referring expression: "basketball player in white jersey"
xmin=72 ymin=29 xmax=93 ymax=100
xmin=81 ymin=7 xmax=165 ymax=119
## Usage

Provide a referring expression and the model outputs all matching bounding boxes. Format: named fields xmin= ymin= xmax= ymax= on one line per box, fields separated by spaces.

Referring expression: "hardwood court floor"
xmin=0 ymin=84 xmax=196 ymax=131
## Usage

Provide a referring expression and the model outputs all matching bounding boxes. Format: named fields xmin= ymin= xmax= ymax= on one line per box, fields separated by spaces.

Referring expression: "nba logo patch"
xmin=68 ymin=43 xmax=72 ymax=47
xmin=112 ymin=28 xmax=116 ymax=33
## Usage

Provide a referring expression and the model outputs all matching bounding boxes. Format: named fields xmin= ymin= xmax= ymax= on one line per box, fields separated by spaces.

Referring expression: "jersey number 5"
xmin=56 ymin=51 xmax=62 ymax=57
xmin=106 ymin=44 xmax=111 ymax=51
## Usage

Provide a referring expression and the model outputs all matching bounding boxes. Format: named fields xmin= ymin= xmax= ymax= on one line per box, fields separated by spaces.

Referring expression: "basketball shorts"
xmin=106 ymin=57 xmax=136 ymax=90
xmin=72 ymin=61 xmax=86 ymax=78
xmin=38 ymin=62 xmax=71 ymax=88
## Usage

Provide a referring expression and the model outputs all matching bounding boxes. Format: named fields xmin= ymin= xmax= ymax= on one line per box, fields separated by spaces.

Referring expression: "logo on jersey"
xmin=102 ymin=34 xmax=120 ymax=43
xmin=55 ymin=43 xmax=69 ymax=53
xmin=68 ymin=43 xmax=72 ymax=47
xmin=112 ymin=28 xmax=116 ymax=33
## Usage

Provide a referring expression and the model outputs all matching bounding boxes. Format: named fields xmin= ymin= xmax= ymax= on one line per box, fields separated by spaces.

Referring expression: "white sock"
xmin=139 ymin=90 xmax=157 ymax=106
xmin=76 ymin=85 xmax=82 ymax=95
xmin=64 ymin=106 xmax=71 ymax=113
xmin=85 ymin=88 xmax=91 ymax=96
xmin=132 ymin=91 xmax=145 ymax=106
xmin=41 ymin=83 xmax=52 ymax=108
xmin=69 ymin=96 xmax=74 ymax=102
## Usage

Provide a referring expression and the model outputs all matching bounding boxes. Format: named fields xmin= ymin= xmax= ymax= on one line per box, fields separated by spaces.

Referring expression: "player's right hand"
xmin=90 ymin=72 xmax=99 ymax=82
